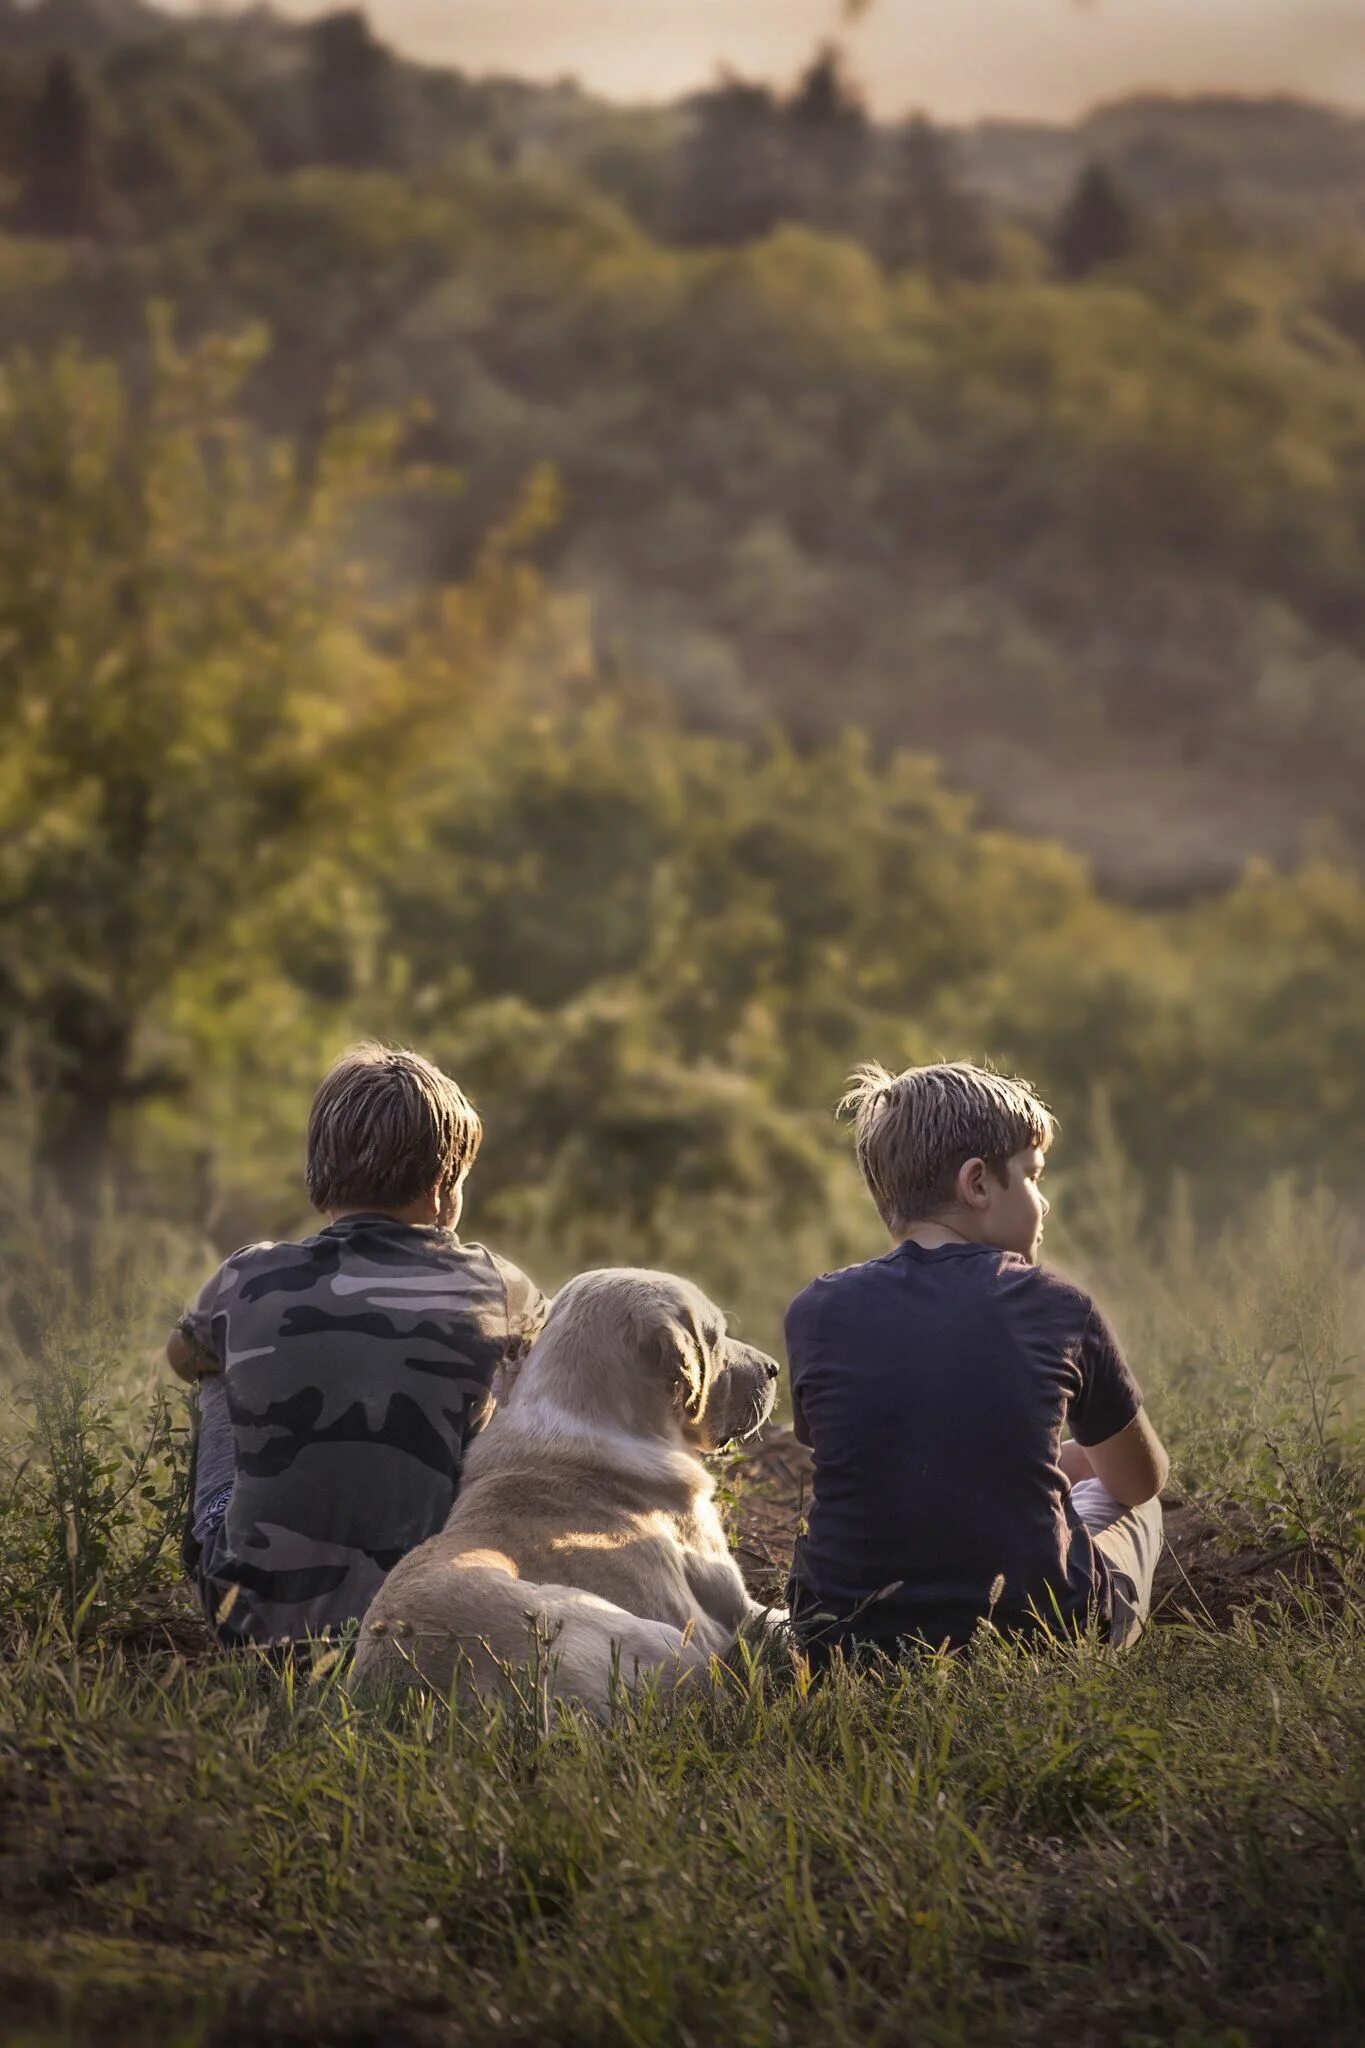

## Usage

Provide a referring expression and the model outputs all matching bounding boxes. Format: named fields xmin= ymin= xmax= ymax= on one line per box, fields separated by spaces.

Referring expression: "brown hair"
xmin=839 ymin=1060 xmax=1055 ymax=1234
xmin=305 ymin=1043 xmax=482 ymax=1215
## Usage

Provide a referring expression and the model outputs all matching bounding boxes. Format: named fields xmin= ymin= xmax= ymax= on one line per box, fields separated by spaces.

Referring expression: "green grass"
xmin=1 ymin=1608 xmax=1361 ymax=2045
xmin=0 ymin=1184 xmax=1362 ymax=2047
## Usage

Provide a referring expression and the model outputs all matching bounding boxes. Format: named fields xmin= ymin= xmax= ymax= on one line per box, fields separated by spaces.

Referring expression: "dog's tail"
xmin=351 ymin=1557 xmax=714 ymax=1718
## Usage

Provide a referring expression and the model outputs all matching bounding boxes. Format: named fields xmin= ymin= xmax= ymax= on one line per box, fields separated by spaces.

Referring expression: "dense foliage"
xmin=0 ymin=311 xmax=1360 ymax=1341
xmin=1 ymin=5 xmax=1365 ymax=890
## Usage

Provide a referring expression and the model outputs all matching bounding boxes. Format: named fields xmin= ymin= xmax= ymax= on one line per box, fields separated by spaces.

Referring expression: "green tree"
xmin=671 ymin=77 xmax=788 ymax=246
xmin=194 ymin=172 xmax=463 ymax=464
xmin=306 ymin=9 xmax=397 ymax=170
xmin=786 ymin=43 xmax=871 ymax=230
xmin=1052 ymin=160 xmax=1138 ymax=280
xmin=879 ymin=115 xmax=993 ymax=281
xmin=15 ymin=53 xmax=107 ymax=236
xmin=107 ymin=69 xmax=260 ymax=231
xmin=0 ymin=318 xmax=517 ymax=1287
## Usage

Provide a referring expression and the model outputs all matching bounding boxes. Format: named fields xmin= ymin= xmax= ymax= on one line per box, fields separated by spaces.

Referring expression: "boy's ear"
xmin=958 ymin=1156 xmax=991 ymax=1210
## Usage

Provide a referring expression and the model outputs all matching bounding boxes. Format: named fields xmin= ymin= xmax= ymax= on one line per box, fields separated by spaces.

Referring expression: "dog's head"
xmin=517 ymin=1268 xmax=780 ymax=1453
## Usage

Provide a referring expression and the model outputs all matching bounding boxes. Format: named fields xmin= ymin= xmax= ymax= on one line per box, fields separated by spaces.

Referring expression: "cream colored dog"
xmin=351 ymin=1268 xmax=781 ymax=1716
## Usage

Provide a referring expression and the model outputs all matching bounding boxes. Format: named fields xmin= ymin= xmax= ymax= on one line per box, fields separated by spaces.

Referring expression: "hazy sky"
xmin=172 ymin=1 xmax=1365 ymax=124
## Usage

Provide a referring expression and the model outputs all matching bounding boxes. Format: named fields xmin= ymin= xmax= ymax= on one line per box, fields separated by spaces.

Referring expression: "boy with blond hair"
xmin=168 ymin=1044 xmax=547 ymax=1648
xmin=786 ymin=1061 xmax=1167 ymax=1659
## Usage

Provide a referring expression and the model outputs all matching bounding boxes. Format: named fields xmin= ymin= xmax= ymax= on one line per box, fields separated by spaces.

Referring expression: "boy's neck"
xmin=897 ymin=1216 xmax=988 ymax=1252
xmin=325 ymin=1173 xmax=463 ymax=1233
xmin=328 ymin=1200 xmax=440 ymax=1230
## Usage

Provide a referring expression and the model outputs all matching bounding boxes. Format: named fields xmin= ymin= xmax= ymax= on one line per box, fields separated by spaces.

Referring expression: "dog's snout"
xmin=737 ymin=1344 xmax=780 ymax=1383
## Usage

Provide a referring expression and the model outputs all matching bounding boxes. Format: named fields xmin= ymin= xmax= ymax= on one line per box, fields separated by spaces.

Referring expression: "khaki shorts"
xmin=1070 ymin=1479 xmax=1164 ymax=1649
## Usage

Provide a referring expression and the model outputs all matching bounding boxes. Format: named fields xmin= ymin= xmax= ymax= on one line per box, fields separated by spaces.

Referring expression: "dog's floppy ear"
xmin=655 ymin=1302 xmax=714 ymax=1420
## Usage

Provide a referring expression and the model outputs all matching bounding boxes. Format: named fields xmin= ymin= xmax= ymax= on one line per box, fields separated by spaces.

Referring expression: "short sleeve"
xmin=492 ymin=1254 xmax=550 ymax=1355
xmin=784 ymin=1282 xmax=822 ymax=1369
xmin=177 ymin=1263 xmax=228 ymax=1368
xmin=1068 ymin=1300 xmax=1143 ymax=1448
xmin=790 ymin=1378 xmax=811 ymax=1448
xmin=783 ymin=1283 xmax=821 ymax=1447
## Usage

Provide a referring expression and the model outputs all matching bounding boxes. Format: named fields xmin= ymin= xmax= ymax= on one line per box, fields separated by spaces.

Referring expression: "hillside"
xmin=1 ymin=2 xmax=1364 ymax=888
xmin=963 ymin=94 xmax=1365 ymax=227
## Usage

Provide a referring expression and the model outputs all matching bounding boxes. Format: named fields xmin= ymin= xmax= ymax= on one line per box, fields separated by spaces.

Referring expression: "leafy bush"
xmin=0 ymin=1298 xmax=188 ymax=1644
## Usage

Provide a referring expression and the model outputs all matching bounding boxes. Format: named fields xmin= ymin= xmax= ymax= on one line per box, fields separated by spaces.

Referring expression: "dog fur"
xmin=350 ymin=1267 xmax=780 ymax=1715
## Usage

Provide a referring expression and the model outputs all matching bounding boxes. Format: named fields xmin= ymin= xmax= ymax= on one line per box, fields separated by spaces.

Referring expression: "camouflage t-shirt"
xmin=178 ymin=1214 xmax=547 ymax=1646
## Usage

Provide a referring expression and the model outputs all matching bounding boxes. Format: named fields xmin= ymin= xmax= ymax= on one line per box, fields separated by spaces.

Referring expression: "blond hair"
xmin=839 ymin=1060 xmax=1055 ymax=1233
xmin=305 ymin=1043 xmax=482 ymax=1215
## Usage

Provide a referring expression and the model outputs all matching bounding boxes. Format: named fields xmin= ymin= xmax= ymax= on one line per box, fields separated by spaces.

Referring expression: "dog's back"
xmin=353 ymin=1421 xmax=741 ymax=1711
xmin=355 ymin=1553 xmax=716 ymax=1713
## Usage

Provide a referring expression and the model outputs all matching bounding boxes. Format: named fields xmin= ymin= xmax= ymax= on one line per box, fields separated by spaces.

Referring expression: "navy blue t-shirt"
xmin=785 ymin=1241 xmax=1143 ymax=1654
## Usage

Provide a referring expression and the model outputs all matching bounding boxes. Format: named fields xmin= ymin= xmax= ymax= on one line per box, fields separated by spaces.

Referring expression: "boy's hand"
xmin=166 ymin=1326 xmax=219 ymax=1383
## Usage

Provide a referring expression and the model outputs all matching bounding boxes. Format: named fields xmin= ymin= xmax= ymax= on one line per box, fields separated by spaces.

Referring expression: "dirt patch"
xmin=724 ymin=1428 xmax=814 ymax=1608
xmin=1148 ymin=1497 xmax=1347 ymax=1629
xmin=725 ymin=1427 xmax=1346 ymax=1629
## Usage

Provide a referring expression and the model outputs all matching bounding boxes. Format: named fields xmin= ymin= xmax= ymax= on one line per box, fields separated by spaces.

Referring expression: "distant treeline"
xmin=5 ymin=1 xmax=1365 ymax=240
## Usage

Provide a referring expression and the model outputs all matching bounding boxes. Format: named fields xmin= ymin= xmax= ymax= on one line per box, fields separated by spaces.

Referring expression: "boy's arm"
xmin=485 ymin=1254 xmax=551 ymax=1414
xmin=1085 ymin=1409 xmax=1170 ymax=1509
xmin=784 ymin=1290 xmax=815 ymax=1449
xmin=493 ymin=1254 xmax=551 ymax=1355
xmin=1069 ymin=1298 xmax=1169 ymax=1507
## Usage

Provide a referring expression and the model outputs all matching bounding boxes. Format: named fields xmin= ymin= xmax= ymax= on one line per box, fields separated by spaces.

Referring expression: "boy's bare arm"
xmin=167 ymin=1327 xmax=219 ymax=1383
xmin=1085 ymin=1408 xmax=1170 ymax=1508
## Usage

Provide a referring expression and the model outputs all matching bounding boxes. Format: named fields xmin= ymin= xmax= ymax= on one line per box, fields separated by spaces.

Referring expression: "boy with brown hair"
xmin=168 ymin=1043 xmax=547 ymax=1647
xmin=785 ymin=1061 xmax=1167 ymax=1660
